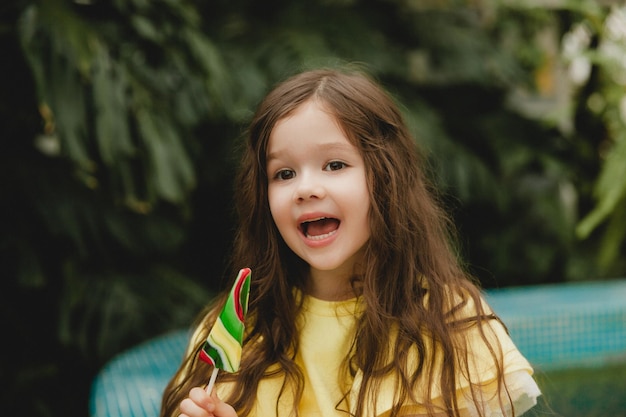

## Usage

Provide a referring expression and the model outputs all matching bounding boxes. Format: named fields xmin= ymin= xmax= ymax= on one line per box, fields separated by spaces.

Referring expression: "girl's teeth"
xmin=306 ymin=229 xmax=337 ymax=240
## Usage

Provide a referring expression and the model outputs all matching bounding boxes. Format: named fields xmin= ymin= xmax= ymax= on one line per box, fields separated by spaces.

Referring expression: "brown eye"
xmin=325 ymin=161 xmax=347 ymax=171
xmin=275 ymin=169 xmax=295 ymax=180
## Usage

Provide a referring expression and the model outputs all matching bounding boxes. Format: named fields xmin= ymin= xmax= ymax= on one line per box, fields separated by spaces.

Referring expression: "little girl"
xmin=160 ymin=67 xmax=541 ymax=417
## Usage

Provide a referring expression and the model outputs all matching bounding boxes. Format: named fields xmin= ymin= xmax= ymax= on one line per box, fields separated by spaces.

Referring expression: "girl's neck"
xmin=306 ymin=268 xmax=355 ymax=301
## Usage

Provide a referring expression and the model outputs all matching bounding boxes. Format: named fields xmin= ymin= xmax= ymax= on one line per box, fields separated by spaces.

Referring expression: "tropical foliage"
xmin=0 ymin=0 xmax=624 ymax=416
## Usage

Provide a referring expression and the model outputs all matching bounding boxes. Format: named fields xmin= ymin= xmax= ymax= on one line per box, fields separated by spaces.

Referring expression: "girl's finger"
xmin=209 ymin=390 xmax=238 ymax=417
xmin=179 ymin=387 xmax=212 ymax=417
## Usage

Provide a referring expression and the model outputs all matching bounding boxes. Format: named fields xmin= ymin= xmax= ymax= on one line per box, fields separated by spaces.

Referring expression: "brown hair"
xmin=160 ymin=67 xmax=510 ymax=417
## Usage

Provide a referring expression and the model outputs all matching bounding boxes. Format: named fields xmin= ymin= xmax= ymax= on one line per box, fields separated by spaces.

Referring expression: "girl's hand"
xmin=179 ymin=387 xmax=238 ymax=417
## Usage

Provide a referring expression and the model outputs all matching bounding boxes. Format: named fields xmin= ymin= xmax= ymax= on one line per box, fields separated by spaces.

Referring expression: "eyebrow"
xmin=266 ymin=142 xmax=355 ymax=162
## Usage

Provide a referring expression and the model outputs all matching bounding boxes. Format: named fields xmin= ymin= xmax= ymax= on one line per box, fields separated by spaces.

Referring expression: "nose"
xmin=294 ymin=173 xmax=326 ymax=202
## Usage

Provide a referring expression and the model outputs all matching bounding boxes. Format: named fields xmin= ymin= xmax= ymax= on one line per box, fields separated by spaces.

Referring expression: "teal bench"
xmin=89 ymin=329 xmax=190 ymax=417
xmin=89 ymin=279 xmax=626 ymax=417
xmin=484 ymin=279 xmax=626 ymax=370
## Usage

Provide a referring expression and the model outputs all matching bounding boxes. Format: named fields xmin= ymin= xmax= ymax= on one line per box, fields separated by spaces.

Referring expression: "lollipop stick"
xmin=205 ymin=367 xmax=219 ymax=393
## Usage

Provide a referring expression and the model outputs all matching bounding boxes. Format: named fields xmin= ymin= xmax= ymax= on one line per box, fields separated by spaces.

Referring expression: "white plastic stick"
xmin=205 ymin=367 xmax=219 ymax=394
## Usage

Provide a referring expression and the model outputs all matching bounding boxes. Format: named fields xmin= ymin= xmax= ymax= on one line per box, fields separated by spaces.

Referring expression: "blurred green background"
xmin=1 ymin=0 xmax=625 ymax=416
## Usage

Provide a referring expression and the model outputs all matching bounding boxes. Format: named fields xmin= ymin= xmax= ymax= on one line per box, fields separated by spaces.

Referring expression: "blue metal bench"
xmin=485 ymin=279 xmax=626 ymax=369
xmin=89 ymin=279 xmax=626 ymax=417
xmin=89 ymin=329 xmax=190 ymax=417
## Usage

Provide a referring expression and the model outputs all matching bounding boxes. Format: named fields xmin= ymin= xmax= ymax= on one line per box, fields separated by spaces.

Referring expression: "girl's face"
xmin=266 ymin=100 xmax=371 ymax=296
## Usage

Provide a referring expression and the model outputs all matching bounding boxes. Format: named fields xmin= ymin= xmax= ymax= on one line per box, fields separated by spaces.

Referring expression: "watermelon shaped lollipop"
xmin=199 ymin=267 xmax=251 ymax=392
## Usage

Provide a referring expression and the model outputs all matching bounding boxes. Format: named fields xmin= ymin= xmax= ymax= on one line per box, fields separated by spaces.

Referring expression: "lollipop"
xmin=199 ymin=267 xmax=251 ymax=392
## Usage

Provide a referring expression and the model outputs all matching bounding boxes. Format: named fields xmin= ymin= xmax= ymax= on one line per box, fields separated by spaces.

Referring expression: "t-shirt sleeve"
xmin=385 ymin=370 xmax=540 ymax=417
xmin=450 ymin=296 xmax=541 ymax=416
xmin=369 ymin=295 xmax=541 ymax=417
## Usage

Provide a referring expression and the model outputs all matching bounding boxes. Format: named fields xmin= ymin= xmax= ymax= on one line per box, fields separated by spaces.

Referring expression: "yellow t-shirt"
xmin=215 ymin=293 xmax=540 ymax=417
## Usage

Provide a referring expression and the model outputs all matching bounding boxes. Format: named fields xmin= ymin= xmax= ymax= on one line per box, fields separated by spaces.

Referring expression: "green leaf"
xmin=131 ymin=15 xmax=162 ymax=42
xmin=92 ymin=48 xmax=134 ymax=166
xmin=577 ymin=131 xmax=626 ymax=238
xmin=136 ymin=109 xmax=196 ymax=203
xmin=597 ymin=196 xmax=626 ymax=270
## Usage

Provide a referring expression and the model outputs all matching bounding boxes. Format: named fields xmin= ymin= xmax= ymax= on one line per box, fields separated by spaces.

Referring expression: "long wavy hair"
xmin=160 ymin=67 xmax=510 ymax=417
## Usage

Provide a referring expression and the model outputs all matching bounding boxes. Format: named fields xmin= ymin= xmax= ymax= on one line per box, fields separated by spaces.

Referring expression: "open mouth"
xmin=300 ymin=217 xmax=340 ymax=240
